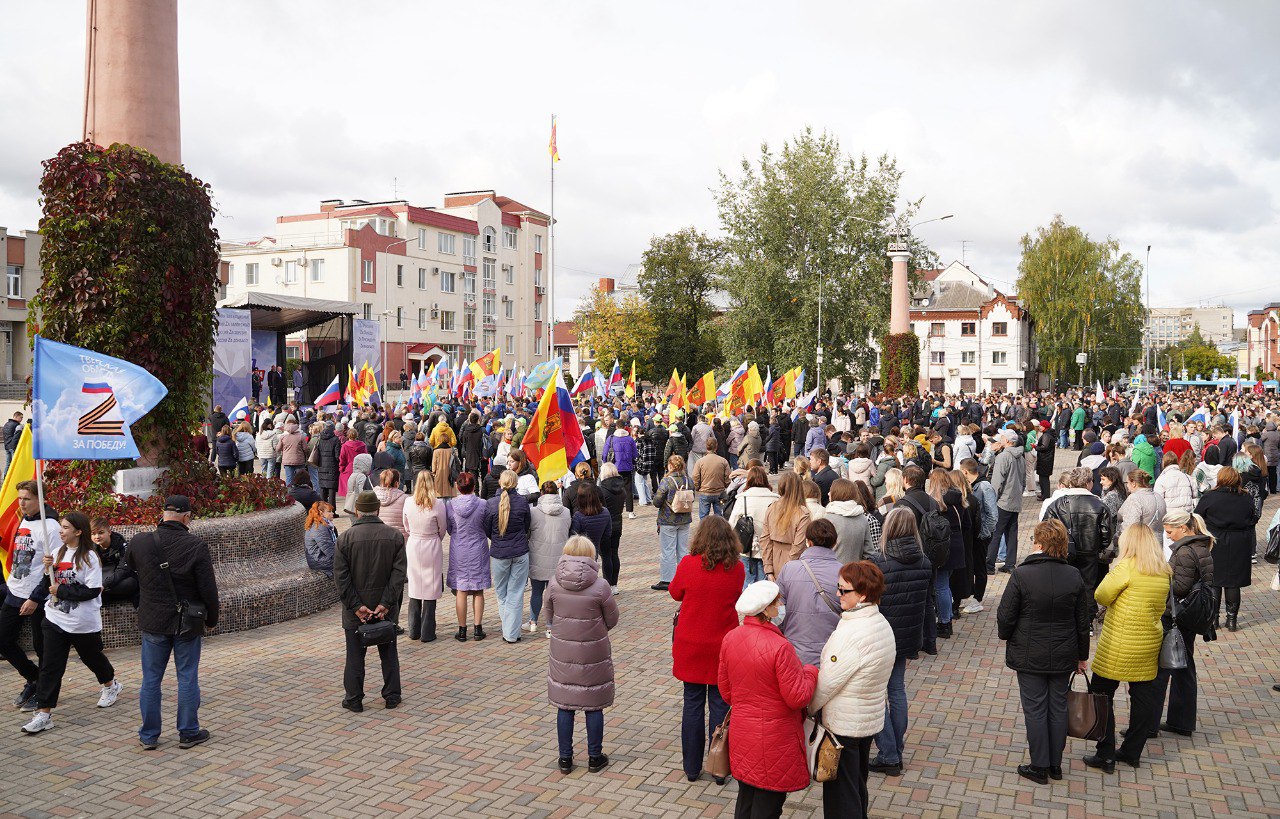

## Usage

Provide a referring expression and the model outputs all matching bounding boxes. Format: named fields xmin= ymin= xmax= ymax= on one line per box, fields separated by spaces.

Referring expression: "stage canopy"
xmin=217 ymin=292 xmax=361 ymax=335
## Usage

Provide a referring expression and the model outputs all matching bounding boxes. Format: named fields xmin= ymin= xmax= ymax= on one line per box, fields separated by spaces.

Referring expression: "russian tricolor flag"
xmin=571 ymin=366 xmax=597 ymax=397
xmin=82 ymin=382 xmax=113 ymax=394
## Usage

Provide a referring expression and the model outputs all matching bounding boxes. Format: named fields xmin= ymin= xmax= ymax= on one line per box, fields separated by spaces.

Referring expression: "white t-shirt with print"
xmin=44 ymin=548 xmax=103 ymax=634
xmin=5 ymin=517 xmax=61 ymax=601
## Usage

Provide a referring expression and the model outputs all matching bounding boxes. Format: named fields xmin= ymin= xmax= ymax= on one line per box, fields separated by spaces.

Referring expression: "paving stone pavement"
xmin=2 ymin=449 xmax=1279 ymax=819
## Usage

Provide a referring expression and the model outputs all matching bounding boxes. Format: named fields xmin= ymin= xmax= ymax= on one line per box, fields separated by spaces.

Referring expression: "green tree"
xmin=715 ymin=128 xmax=937 ymax=387
xmin=638 ymin=227 xmax=724 ymax=382
xmin=1160 ymin=323 xmax=1237 ymax=379
xmin=1015 ymin=216 xmax=1145 ymax=384
xmin=572 ymin=286 xmax=657 ymax=379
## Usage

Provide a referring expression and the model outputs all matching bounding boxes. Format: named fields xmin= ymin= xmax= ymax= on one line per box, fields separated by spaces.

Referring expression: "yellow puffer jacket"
xmin=1092 ymin=559 xmax=1169 ymax=682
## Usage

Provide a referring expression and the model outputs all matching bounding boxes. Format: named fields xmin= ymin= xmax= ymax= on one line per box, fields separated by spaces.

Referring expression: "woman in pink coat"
xmin=337 ymin=428 xmax=367 ymax=500
xmin=403 ymin=471 xmax=447 ymax=642
xmin=717 ymin=580 xmax=819 ymax=818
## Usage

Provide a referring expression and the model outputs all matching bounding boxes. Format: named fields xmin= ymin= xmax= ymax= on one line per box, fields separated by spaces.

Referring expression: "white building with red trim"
xmin=219 ymin=190 xmax=550 ymax=380
xmin=910 ymin=261 xmax=1034 ymax=394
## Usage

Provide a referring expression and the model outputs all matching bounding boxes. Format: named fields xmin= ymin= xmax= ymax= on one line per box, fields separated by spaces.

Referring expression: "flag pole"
xmin=548 ymin=113 xmax=556 ymax=369
xmin=31 ymin=340 xmax=53 ymax=590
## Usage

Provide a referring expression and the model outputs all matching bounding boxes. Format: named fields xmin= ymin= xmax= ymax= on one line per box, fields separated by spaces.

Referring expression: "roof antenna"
xmin=961 ymin=240 xmax=971 ymax=265
xmin=392 ymin=176 xmax=399 ymax=200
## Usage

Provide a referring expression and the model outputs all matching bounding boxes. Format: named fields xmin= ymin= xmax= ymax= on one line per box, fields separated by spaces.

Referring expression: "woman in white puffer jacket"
xmin=1154 ymin=451 xmax=1197 ymax=517
xmin=808 ymin=560 xmax=897 ymax=817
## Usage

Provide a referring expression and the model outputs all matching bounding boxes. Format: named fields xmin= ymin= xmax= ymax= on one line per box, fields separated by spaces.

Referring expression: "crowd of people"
xmin=3 ymin=382 xmax=1278 ymax=818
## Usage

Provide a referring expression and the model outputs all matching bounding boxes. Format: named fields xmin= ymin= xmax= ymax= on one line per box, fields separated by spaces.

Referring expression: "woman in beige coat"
xmin=760 ymin=471 xmax=810 ymax=580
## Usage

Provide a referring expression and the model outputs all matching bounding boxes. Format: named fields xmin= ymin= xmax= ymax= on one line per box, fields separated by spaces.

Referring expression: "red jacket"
xmin=1164 ymin=437 xmax=1192 ymax=463
xmin=670 ymin=555 xmax=746 ymax=685
xmin=717 ymin=617 xmax=819 ymax=792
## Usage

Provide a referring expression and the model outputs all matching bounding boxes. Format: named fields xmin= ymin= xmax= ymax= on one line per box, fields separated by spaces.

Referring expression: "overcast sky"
xmin=2 ymin=1 xmax=1276 ymax=324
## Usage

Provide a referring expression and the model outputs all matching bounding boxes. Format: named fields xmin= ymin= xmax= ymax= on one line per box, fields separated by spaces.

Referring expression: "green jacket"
xmin=1131 ymin=439 xmax=1156 ymax=477
xmin=1070 ymin=407 xmax=1087 ymax=431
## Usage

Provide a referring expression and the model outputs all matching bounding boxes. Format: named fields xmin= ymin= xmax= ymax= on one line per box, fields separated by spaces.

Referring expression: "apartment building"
xmin=1145 ymin=306 xmax=1235 ymax=348
xmin=220 ymin=190 xmax=550 ymax=379
xmin=0 ymin=227 xmax=41 ymax=386
xmin=1246 ymin=303 xmax=1280 ymax=377
xmin=909 ymin=261 xmax=1034 ymax=394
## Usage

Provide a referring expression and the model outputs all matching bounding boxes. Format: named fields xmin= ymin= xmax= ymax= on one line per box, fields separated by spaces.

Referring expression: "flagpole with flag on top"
xmin=548 ymin=114 xmax=559 ymax=367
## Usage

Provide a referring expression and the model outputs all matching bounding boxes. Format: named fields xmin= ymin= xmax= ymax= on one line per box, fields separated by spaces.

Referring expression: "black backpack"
xmin=901 ymin=495 xmax=951 ymax=568
xmin=733 ymin=502 xmax=755 ymax=555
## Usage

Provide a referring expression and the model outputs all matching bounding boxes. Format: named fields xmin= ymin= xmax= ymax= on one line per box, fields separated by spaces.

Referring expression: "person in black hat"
xmin=124 ymin=495 xmax=219 ymax=750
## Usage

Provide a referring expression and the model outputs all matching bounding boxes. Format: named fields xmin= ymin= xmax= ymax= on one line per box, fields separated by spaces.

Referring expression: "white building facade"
xmin=220 ymin=190 xmax=550 ymax=380
xmin=910 ymin=262 xmax=1034 ymax=394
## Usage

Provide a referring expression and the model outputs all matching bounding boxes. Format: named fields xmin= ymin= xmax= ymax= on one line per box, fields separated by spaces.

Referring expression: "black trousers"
xmin=600 ymin=526 xmax=622 ymax=587
xmin=37 ymin=620 xmax=114 ymax=709
xmin=1070 ymin=553 xmax=1101 ymax=617
xmin=1016 ymin=671 xmax=1070 ymax=768
xmin=342 ymin=628 xmax=400 ymax=705
xmin=1074 ymin=429 xmax=1084 ymax=450
xmin=1090 ymin=673 xmax=1159 ymax=762
xmin=1154 ymin=624 xmax=1198 ymax=733
xmin=681 ymin=682 xmax=728 ymax=778
xmin=1038 ymin=473 xmax=1051 ymax=500
xmin=986 ymin=509 xmax=1019 ymax=572
xmin=618 ymin=471 xmax=635 ymax=512
xmin=1269 ymin=465 xmax=1277 ymax=494
xmin=649 ymin=470 xmax=661 ymax=494
xmin=0 ymin=601 xmax=43 ymax=683
xmin=823 ymin=734 xmax=873 ymax=818
xmin=734 ymin=780 xmax=788 ymax=819
xmin=767 ymin=451 xmax=783 ymax=473
xmin=321 ymin=486 xmax=338 ymax=507
xmin=972 ymin=535 xmax=991 ymax=602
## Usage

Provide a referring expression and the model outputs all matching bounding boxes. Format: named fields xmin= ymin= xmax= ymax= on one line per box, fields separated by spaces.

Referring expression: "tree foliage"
xmin=638 ymin=227 xmax=724 ymax=382
xmin=571 ymin=286 xmax=657 ymax=379
xmin=1015 ymin=215 xmax=1145 ymax=384
xmin=34 ymin=142 xmax=221 ymax=463
xmin=715 ymin=128 xmax=937 ymax=387
xmin=881 ymin=333 xmax=920 ymax=396
xmin=1156 ymin=324 xmax=1238 ymax=379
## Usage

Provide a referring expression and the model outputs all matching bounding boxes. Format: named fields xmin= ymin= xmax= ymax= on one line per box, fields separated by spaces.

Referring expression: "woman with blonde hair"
xmin=1084 ymin=525 xmax=1171 ymax=773
xmin=760 ymin=471 xmax=810 ymax=580
xmin=792 ymin=455 xmax=811 ymax=481
xmin=1154 ymin=510 xmax=1214 ymax=737
xmin=403 ymin=471 xmax=447 ymax=642
xmin=484 ymin=469 xmax=532 ymax=643
xmin=879 ymin=467 xmax=905 ymax=514
xmin=651 ymin=455 xmax=693 ymax=591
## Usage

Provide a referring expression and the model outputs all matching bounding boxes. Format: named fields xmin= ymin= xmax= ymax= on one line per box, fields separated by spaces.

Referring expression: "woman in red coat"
xmin=670 ymin=516 xmax=745 ymax=784
xmin=718 ymin=580 xmax=819 ymax=818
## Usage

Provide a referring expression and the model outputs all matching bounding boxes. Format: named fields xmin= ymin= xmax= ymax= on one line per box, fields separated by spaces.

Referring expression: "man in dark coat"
xmin=459 ymin=413 xmax=486 ymax=474
xmin=809 ymin=448 xmax=839 ymax=506
xmin=251 ymin=370 xmax=262 ymax=403
xmin=125 ymin=496 xmax=219 ymax=749
xmin=334 ymin=492 xmax=407 ymax=712
xmin=314 ymin=423 xmax=343 ymax=507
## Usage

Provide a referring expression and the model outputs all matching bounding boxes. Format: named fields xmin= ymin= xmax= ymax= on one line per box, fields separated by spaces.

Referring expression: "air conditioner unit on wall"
xmin=297 ymin=257 xmax=308 ymax=267
xmin=432 ymin=267 xmax=439 ymax=276
xmin=270 ymin=257 xmax=283 ymax=266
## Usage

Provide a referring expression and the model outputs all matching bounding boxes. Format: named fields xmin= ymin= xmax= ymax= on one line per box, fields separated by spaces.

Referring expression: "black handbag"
xmin=155 ymin=541 xmax=208 ymax=638
xmin=357 ymin=618 xmax=397 ymax=647
xmin=1265 ymin=523 xmax=1280 ymax=564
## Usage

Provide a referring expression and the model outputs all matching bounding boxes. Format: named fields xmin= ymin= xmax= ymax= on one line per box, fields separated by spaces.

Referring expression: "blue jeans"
xmin=998 ymin=535 xmax=1008 ymax=564
xmin=490 ymin=554 xmax=530 ymax=642
xmin=634 ymin=471 xmax=652 ymax=506
xmin=530 ymin=578 xmax=549 ymax=625
xmin=309 ymin=465 xmax=320 ymax=492
xmin=1058 ymin=430 xmax=1069 ymax=448
xmin=874 ymin=655 xmax=909 ymax=764
xmin=658 ymin=525 xmax=689 ymax=583
xmin=697 ymin=494 xmax=722 ymax=519
xmin=282 ymin=464 xmax=303 ymax=486
xmin=558 ymin=708 xmax=603 ymax=759
xmin=741 ymin=557 xmax=765 ymax=588
xmin=935 ymin=568 xmax=953 ymax=624
xmin=139 ymin=632 xmax=202 ymax=744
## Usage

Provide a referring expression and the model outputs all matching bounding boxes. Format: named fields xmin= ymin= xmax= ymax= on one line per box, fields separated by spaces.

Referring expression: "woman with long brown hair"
xmin=760 ymin=471 xmax=810 ymax=580
xmin=669 ymin=516 xmax=744 ymax=783
xmin=924 ymin=470 xmax=964 ymax=638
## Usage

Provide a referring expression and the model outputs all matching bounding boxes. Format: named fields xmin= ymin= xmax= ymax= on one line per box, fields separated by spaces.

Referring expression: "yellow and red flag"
xmin=743 ymin=364 xmax=763 ymax=406
xmin=625 ymin=361 xmax=637 ymax=399
xmin=471 ymin=348 xmax=501 ymax=381
xmin=663 ymin=369 xmax=681 ymax=403
xmin=357 ymin=361 xmax=380 ymax=404
xmin=549 ymin=115 xmax=561 ymax=163
xmin=346 ymin=366 xmax=360 ymax=404
xmin=685 ymin=371 xmax=716 ymax=407
xmin=0 ymin=425 xmax=37 ymax=581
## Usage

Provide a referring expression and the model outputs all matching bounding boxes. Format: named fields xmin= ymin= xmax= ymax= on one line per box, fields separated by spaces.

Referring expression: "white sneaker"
xmin=97 ymin=680 xmax=123 ymax=708
xmin=628 ymin=512 xmax=637 ymax=520
xmin=1270 ymin=572 xmax=1280 ymax=592
xmin=545 ymin=627 xmax=552 ymax=639
xmin=611 ymin=585 xmax=619 ymax=596
xmin=521 ymin=621 xmax=536 ymax=634
xmin=21 ymin=711 xmax=52 ymax=734
xmin=962 ymin=600 xmax=984 ymax=614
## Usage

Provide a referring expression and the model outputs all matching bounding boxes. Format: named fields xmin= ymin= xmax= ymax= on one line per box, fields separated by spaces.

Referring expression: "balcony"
xmin=482 ymin=314 xmax=497 ymax=328
xmin=463 ymin=292 xmax=476 ymax=304
xmin=463 ymin=300 xmax=477 ymax=311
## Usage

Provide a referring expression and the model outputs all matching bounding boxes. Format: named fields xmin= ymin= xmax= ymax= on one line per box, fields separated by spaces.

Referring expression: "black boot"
xmin=407 ymin=599 xmax=422 ymax=641
xmin=937 ymin=621 xmax=953 ymax=639
xmin=455 ymin=626 xmax=468 ymax=642
xmin=473 ymin=624 xmax=487 ymax=641
xmin=1226 ymin=611 xmax=1238 ymax=632
xmin=422 ymin=601 xmax=437 ymax=642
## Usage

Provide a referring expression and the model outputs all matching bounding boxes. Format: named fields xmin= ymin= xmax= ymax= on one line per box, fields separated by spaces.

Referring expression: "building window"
xmin=992 ymin=351 xmax=1008 ymax=365
xmin=483 ymin=258 xmax=496 ymax=287
xmin=464 ymin=271 xmax=476 ymax=294
xmin=440 ymin=311 xmax=456 ymax=331
xmin=396 ymin=264 xmax=404 ymax=287
xmin=419 ymin=308 xmax=427 ymax=329
xmin=960 ymin=377 xmax=976 ymax=392
xmin=961 ymin=322 xmax=976 ymax=336
xmin=482 ymin=227 xmax=497 ymax=253
xmin=463 ymin=235 xmax=476 ymax=264
xmin=929 ymin=322 xmax=944 ymax=337
xmin=535 ymin=336 xmax=543 ymax=355
xmin=503 ymin=264 xmax=514 ymax=284
xmin=418 ymin=228 xmax=427 ymax=250
xmin=310 ymin=258 xmax=324 ymax=282
xmin=929 ymin=378 xmax=945 ymax=392
xmin=483 ymin=294 xmax=496 ymax=319
xmin=504 ymin=299 xmax=514 ymax=319
xmin=440 ymin=270 xmax=456 ymax=293
xmin=534 ymin=301 xmax=542 ymax=320
xmin=505 ymin=335 xmax=515 ymax=355
xmin=438 ymin=232 xmax=456 ymax=255
xmin=5 ymin=266 xmax=20 ymax=299
xmin=929 ymin=351 xmax=945 ymax=365
xmin=991 ymin=321 xmax=1008 ymax=337
xmin=465 ymin=311 xmax=477 ymax=334
xmin=246 ymin=263 xmax=260 ymax=286
xmin=285 ymin=260 xmax=299 ymax=284
xmin=362 ymin=260 xmax=374 ymax=285
xmin=534 ymin=234 xmax=543 ymax=253
xmin=483 ymin=329 xmax=496 ymax=351
xmin=991 ymin=378 xmax=1008 ymax=393
xmin=395 ymin=307 xmax=403 ymax=328
xmin=418 ymin=267 xmax=426 ymax=289
xmin=961 ymin=350 xmax=976 ymax=365
xmin=363 ymin=303 xmax=372 ymax=320
xmin=534 ymin=266 xmax=543 ymax=286
xmin=503 ymin=226 xmax=517 ymax=249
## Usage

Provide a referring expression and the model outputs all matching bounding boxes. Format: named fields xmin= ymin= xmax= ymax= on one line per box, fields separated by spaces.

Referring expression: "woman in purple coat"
xmin=603 ymin=426 xmax=638 ymax=515
xmin=546 ymin=535 xmax=619 ymax=775
xmin=446 ymin=472 xmax=490 ymax=642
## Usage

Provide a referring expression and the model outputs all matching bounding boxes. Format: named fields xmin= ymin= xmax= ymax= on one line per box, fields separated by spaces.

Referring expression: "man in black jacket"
xmin=2 ymin=411 xmax=22 ymax=473
xmin=1040 ymin=468 xmax=1111 ymax=608
xmin=810 ymin=448 xmax=839 ymax=506
xmin=334 ymin=492 xmax=407 ymax=712
xmin=125 ymin=496 xmax=219 ymax=750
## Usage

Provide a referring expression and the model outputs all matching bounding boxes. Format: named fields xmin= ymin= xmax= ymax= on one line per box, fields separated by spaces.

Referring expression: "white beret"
xmin=736 ymin=581 xmax=780 ymax=617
